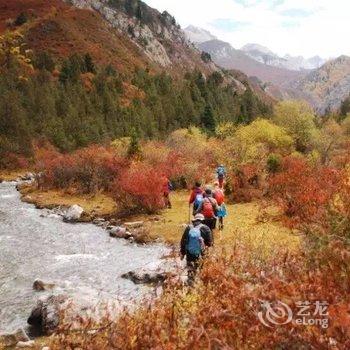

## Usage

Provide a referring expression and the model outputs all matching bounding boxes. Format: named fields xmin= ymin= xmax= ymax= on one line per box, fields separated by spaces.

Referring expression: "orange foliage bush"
xmin=141 ymin=141 xmax=185 ymax=182
xmin=269 ymin=156 xmax=341 ymax=226
xmin=227 ymin=163 xmax=265 ymax=203
xmin=49 ymin=245 xmax=350 ymax=349
xmin=35 ymin=144 xmax=126 ymax=194
xmin=115 ymin=162 xmax=167 ymax=214
xmin=0 ymin=152 xmax=29 ymax=170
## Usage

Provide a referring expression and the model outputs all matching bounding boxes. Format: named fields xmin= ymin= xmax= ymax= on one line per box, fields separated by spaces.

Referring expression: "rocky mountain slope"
xmin=65 ymin=0 xmax=217 ymax=73
xmin=286 ymin=55 xmax=350 ymax=113
xmin=0 ymin=0 xmax=275 ymax=104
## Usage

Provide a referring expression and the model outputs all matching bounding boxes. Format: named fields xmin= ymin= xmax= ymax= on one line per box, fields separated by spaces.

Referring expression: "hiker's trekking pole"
xmin=188 ymin=204 xmax=191 ymax=224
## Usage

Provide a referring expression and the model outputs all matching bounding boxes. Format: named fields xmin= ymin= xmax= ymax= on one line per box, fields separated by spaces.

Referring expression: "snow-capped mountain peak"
xmin=184 ymin=25 xmax=217 ymax=44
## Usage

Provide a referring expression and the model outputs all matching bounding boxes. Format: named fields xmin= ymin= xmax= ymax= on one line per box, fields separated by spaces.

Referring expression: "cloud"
xmin=270 ymin=0 xmax=285 ymax=9
xmin=280 ymin=8 xmax=314 ymax=17
xmin=211 ymin=18 xmax=250 ymax=32
xmin=234 ymin=0 xmax=263 ymax=7
xmin=281 ymin=20 xmax=300 ymax=28
xmin=143 ymin=0 xmax=350 ymax=58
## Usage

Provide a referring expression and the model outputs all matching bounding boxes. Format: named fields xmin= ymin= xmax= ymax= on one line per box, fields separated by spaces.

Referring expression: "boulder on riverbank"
xmin=108 ymin=226 xmax=131 ymax=239
xmin=27 ymin=295 xmax=68 ymax=335
xmin=121 ymin=268 xmax=174 ymax=285
xmin=63 ymin=205 xmax=84 ymax=222
xmin=108 ymin=225 xmax=152 ymax=243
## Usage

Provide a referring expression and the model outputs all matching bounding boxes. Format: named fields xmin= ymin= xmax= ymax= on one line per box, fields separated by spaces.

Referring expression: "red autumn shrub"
xmin=227 ymin=164 xmax=266 ymax=203
xmin=165 ymin=128 xmax=222 ymax=187
xmin=35 ymin=144 xmax=126 ymax=194
xmin=115 ymin=162 xmax=166 ymax=214
xmin=142 ymin=141 xmax=185 ymax=186
xmin=34 ymin=143 xmax=69 ymax=187
xmin=269 ymin=156 xmax=341 ymax=226
xmin=0 ymin=152 xmax=30 ymax=170
xmin=49 ymin=245 xmax=350 ymax=349
xmin=72 ymin=146 xmax=126 ymax=193
xmin=304 ymin=173 xmax=350 ymax=284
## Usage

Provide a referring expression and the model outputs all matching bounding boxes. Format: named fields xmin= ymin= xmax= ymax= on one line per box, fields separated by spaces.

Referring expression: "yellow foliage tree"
xmin=232 ymin=118 xmax=294 ymax=164
xmin=313 ymin=119 xmax=343 ymax=165
xmin=0 ymin=30 xmax=33 ymax=74
xmin=273 ymin=100 xmax=317 ymax=152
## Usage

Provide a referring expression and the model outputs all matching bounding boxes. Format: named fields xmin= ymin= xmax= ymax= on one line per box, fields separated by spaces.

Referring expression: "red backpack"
xmin=214 ymin=189 xmax=224 ymax=205
xmin=202 ymin=198 xmax=215 ymax=218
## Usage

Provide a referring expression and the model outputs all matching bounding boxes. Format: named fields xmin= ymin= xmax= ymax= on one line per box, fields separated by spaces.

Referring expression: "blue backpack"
xmin=217 ymin=166 xmax=226 ymax=177
xmin=194 ymin=193 xmax=204 ymax=209
xmin=186 ymin=225 xmax=204 ymax=257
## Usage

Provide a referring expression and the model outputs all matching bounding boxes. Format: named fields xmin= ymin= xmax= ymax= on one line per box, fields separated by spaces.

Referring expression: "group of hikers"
xmin=180 ymin=165 xmax=227 ymax=283
xmin=161 ymin=165 xmax=227 ymax=282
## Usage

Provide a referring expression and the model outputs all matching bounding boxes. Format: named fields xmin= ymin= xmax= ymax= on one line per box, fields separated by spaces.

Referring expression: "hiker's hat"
xmin=205 ymin=188 xmax=212 ymax=196
xmin=193 ymin=213 xmax=205 ymax=222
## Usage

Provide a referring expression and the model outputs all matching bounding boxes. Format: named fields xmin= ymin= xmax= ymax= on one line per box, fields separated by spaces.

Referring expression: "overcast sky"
xmin=143 ymin=0 xmax=350 ymax=59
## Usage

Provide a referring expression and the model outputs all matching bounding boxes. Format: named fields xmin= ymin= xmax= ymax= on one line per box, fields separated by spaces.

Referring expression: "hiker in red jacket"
xmin=189 ymin=181 xmax=204 ymax=215
xmin=196 ymin=188 xmax=219 ymax=230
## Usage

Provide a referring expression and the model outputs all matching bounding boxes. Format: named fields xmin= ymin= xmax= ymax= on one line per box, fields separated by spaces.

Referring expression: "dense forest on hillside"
xmin=0 ymin=38 xmax=271 ymax=165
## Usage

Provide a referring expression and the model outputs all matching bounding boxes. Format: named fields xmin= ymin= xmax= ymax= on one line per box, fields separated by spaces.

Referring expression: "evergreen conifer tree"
xmin=201 ymin=105 xmax=216 ymax=133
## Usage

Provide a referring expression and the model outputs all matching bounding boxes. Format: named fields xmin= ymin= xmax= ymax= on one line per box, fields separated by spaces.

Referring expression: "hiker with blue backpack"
xmin=180 ymin=213 xmax=213 ymax=284
xmin=216 ymin=164 xmax=226 ymax=189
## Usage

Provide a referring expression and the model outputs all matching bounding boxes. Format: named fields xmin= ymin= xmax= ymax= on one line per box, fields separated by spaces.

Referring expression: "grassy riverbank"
xmin=0 ymin=170 xmax=31 ymax=182
xmin=20 ymin=185 xmax=118 ymax=219
xmin=18 ymin=184 xmax=299 ymax=254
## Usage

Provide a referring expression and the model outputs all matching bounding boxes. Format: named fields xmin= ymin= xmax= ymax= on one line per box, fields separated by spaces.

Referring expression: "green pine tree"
xmin=201 ymin=105 xmax=216 ymax=133
xmin=84 ymin=53 xmax=96 ymax=74
xmin=127 ymin=128 xmax=141 ymax=158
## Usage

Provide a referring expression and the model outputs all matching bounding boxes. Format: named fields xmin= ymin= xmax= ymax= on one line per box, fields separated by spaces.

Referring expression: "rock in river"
xmin=33 ymin=279 xmax=55 ymax=292
xmin=63 ymin=205 xmax=84 ymax=222
xmin=27 ymin=295 xmax=68 ymax=335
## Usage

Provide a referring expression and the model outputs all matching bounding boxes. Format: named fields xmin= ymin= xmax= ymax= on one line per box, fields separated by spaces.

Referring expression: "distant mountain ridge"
xmin=196 ymin=39 xmax=305 ymax=87
xmin=184 ymin=25 xmax=350 ymax=113
xmin=241 ymin=43 xmax=327 ymax=71
xmin=184 ymin=26 xmax=327 ymax=72
xmin=286 ymin=55 xmax=350 ymax=113
xmin=184 ymin=25 xmax=217 ymax=44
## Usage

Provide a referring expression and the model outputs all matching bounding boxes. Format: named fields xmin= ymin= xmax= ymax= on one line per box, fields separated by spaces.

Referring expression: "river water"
xmin=0 ymin=181 xmax=169 ymax=334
